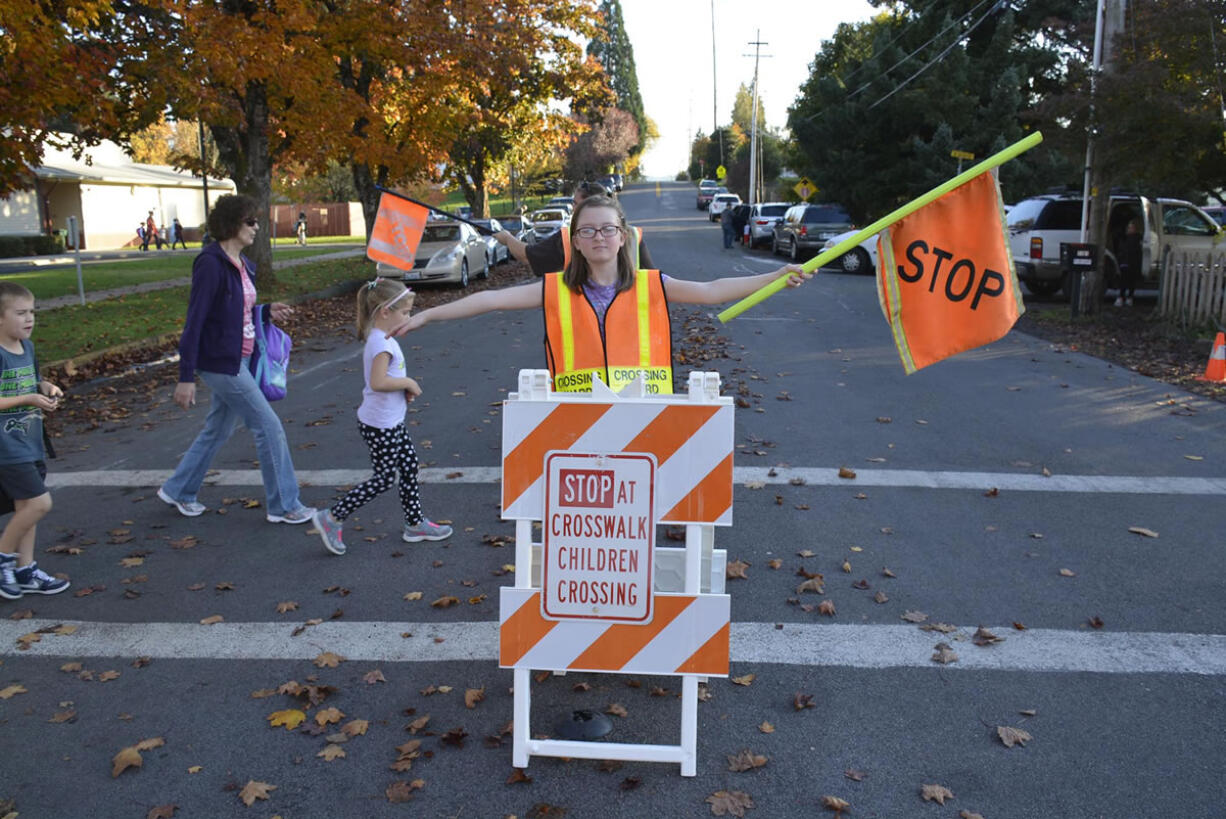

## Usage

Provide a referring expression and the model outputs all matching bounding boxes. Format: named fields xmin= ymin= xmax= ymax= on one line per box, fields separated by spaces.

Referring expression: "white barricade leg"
xmin=513 ymin=667 xmax=531 ymax=769
xmin=680 ymin=675 xmax=699 ymax=776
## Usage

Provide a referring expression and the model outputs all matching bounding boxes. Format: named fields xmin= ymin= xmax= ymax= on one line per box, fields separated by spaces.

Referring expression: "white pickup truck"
xmin=1006 ymin=193 xmax=1223 ymax=296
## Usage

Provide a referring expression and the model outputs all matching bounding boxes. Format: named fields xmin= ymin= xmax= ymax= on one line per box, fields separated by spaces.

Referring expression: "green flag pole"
xmin=717 ymin=131 xmax=1044 ymax=323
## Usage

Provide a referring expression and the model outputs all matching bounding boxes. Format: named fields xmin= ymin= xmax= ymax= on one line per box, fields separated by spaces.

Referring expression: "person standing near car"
xmin=493 ymin=181 xmax=653 ymax=275
xmin=720 ymin=202 xmax=737 ymax=250
xmin=1116 ymin=217 xmax=1142 ymax=307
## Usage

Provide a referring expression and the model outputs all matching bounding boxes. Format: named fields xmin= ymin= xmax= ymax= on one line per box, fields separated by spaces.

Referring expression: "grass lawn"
xmin=35 ymin=255 xmax=376 ymax=364
xmin=270 ymin=235 xmax=364 ymax=247
xmin=11 ymin=247 xmax=360 ymax=302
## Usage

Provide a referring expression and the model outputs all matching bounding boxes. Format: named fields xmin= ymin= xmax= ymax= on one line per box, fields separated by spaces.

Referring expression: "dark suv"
xmin=772 ymin=203 xmax=854 ymax=261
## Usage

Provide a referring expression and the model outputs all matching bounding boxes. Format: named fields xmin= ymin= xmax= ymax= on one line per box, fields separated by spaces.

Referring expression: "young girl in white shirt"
xmin=312 ymin=278 xmax=451 ymax=555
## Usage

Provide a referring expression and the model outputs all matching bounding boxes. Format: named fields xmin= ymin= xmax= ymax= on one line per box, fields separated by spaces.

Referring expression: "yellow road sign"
xmin=950 ymin=149 xmax=975 ymax=161
xmin=793 ymin=177 xmax=816 ymax=201
xmin=716 ymin=165 xmax=727 ymax=180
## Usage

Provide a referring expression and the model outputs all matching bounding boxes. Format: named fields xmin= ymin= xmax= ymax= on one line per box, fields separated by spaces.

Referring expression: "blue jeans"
xmin=722 ymin=223 xmax=737 ymax=248
xmin=162 ymin=359 xmax=303 ymax=516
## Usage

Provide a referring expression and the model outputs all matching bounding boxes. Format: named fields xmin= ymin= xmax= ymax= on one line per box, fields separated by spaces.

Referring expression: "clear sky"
xmin=619 ymin=0 xmax=878 ymax=178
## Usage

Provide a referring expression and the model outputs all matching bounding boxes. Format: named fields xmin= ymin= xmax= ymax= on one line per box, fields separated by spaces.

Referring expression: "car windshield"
xmin=759 ymin=205 xmax=787 ymax=217
xmin=422 ymin=225 xmax=459 ymax=242
xmin=533 ymin=211 xmax=565 ymax=223
xmin=715 ymin=196 xmax=738 ymax=203
xmin=1005 ymin=199 xmax=1048 ymax=230
xmin=803 ymin=206 xmax=851 ymax=224
xmin=1034 ymin=200 xmax=1083 ymax=230
xmin=497 ymin=216 xmax=523 ymax=230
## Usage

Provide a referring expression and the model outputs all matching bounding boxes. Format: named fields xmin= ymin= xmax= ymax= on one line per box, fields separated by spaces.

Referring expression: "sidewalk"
xmin=36 ymin=246 xmax=366 ymax=310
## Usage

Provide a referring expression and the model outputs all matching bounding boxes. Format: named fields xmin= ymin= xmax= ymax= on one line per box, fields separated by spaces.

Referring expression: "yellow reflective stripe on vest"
xmin=556 ymin=279 xmax=576 ymax=374
xmin=636 ymin=269 xmax=651 ymax=367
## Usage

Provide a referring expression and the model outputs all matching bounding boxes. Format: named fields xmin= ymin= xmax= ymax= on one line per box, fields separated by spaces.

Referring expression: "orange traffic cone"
xmin=1198 ymin=332 xmax=1226 ymax=382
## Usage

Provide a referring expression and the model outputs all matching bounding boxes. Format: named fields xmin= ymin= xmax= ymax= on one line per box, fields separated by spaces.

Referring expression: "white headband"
xmin=378 ymin=287 xmax=413 ymax=313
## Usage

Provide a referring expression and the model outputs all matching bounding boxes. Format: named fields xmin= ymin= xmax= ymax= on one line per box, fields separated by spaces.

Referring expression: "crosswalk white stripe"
xmin=46 ymin=468 xmax=1226 ymax=495
xmin=4 ymin=619 xmax=1223 ymax=675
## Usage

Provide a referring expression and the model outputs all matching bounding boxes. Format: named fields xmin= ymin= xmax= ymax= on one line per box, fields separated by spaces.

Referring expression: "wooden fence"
xmin=1159 ymin=249 xmax=1226 ymax=327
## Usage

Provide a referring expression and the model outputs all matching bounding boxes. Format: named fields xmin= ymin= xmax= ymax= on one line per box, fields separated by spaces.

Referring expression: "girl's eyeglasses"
xmin=574 ymin=224 xmax=623 ymax=239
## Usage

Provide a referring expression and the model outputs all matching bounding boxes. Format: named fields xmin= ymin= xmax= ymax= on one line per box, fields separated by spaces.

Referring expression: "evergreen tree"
xmin=587 ymin=0 xmax=649 ymax=157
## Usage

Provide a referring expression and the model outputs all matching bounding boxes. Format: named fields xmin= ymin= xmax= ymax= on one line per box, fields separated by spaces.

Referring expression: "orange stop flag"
xmin=366 ymin=192 xmax=429 ymax=271
xmin=876 ymin=171 xmax=1023 ymax=374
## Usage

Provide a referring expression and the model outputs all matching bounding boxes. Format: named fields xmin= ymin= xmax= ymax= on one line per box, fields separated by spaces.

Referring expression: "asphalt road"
xmin=2 ymin=181 xmax=1224 ymax=818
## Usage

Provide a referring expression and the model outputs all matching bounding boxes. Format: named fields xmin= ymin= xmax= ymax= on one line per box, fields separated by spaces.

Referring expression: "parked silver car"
xmin=471 ymin=218 xmax=510 ymax=267
xmin=746 ymin=202 xmax=789 ymax=247
xmin=375 ymin=221 xmax=488 ymax=287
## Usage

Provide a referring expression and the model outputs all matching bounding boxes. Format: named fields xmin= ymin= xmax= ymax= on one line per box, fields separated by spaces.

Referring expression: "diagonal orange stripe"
xmin=622 ymin=405 xmax=721 ymax=467
xmin=499 ymin=591 xmax=558 ymax=666
xmin=662 ymin=453 xmax=733 ymax=523
xmin=567 ymin=595 xmax=695 ymax=671
xmin=675 ymin=621 xmax=730 ymax=675
xmin=503 ymin=403 xmax=613 ymax=510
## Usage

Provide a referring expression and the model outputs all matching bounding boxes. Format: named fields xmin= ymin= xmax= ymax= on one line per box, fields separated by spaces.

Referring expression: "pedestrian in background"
xmin=720 ymin=201 xmax=737 ymax=250
xmin=1116 ymin=217 xmax=1142 ymax=307
xmin=171 ymin=218 xmax=187 ymax=249
xmin=146 ymin=211 xmax=161 ymax=250
xmin=158 ymin=194 xmax=316 ymax=525
xmin=312 ymin=277 xmax=452 ymax=556
xmin=0 ymin=282 xmax=68 ymax=600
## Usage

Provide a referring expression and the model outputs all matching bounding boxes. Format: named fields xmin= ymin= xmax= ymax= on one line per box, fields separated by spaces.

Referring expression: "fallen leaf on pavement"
xmin=972 ymin=626 xmax=1004 ymax=646
xmin=758 ymin=721 xmax=774 ymax=733
xmin=315 ymin=707 xmax=344 ymax=726
xmin=706 ymin=789 xmax=754 ymax=817
xmin=276 ymin=601 xmax=298 ymax=613
xmin=464 ymin=687 xmax=485 ymax=709
xmin=363 ymin=669 xmax=386 ymax=684
xmin=726 ymin=560 xmax=750 ymax=579
xmin=793 ymin=692 xmax=815 ymax=710
xmin=998 ymin=725 xmax=1032 ymax=748
xmin=818 ymin=600 xmax=836 ymax=616
xmin=902 ymin=610 xmax=928 ymax=623
xmin=111 ymin=745 xmax=144 ymax=777
xmin=313 ymin=652 xmax=345 ymax=668
xmin=341 ymin=719 xmax=369 ymax=736
xmin=730 ymin=673 xmax=755 ymax=686
xmin=844 ymin=768 xmax=867 ymax=781
xmin=199 ymin=615 xmax=223 ymax=625
xmin=920 ymin=783 xmax=954 ymax=805
xmin=726 ymin=749 xmax=768 ymax=772
xmin=317 ymin=744 xmax=346 ymax=761
xmin=837 ymin=466 xmax=856 ymax=479
xmin=605 ymin=703 xmax=628 ymax=717
xmin=821 ymin=795 xmax=851 ymax=811
xmin=931 ymin=643 xmax=958 ymax=664
xmin=0 ymin=685 xmax=27 ymax=699
xmin=267 ymin=709 xmax=306 ymax=730
xmin=1128 ymin=526 xmax=1159 ymax=538
xmin=146 ymin=805 xmax=177 ymax=819
xmin=238 ymin=780 xmax=276 ymax=806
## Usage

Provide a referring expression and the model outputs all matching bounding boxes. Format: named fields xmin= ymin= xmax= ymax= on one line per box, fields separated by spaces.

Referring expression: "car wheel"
xmin=1022 ymin=279 xmax=1061 ymax=297
xmin=481 ymin=251 xmax=491 ymax=279
xmin=841 ymin=247 xmax=871 ymax=275
xmin=459 ymin=259 xmax=469 ymax=288
xmin=789 ymin=238 xmax=800 ymax=262
xmin=771 ymin=235 xmax=780 ymax=256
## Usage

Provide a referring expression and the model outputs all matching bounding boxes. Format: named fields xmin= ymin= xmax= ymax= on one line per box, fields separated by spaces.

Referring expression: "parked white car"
xmin=708 ymin=193 xmax=741 ymax=222
xmin=746 ymin=202 xmax=789 ymax=248
xmin=528 ymin=208 xmax=570 ymax=241
xmin=820 ymin=230 xmax=878 ymax=275
xmin=471 ymin=218 xmax=511 ymax=267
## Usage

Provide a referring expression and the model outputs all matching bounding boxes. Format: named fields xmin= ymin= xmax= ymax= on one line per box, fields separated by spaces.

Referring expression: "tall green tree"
xmin=788 ymin=0 xmax=1092 ymax=223
xmin=587 ymin=0 xmax=649 ymax=159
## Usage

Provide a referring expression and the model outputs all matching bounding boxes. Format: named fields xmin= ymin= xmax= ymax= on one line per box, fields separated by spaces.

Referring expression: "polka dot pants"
xmin=330 ymin=422 xmax=423 ymax=525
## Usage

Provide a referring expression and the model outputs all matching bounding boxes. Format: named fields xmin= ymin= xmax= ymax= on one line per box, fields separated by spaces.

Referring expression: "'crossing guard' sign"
xmin=542 ymin=451 xmax=656 ymax=623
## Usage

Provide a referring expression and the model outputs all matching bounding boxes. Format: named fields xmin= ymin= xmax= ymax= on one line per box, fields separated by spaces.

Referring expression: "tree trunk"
xmin=210 ymin=80 xmax=276 ymax=281
xmin=351 ymin=161 xmax=388 ymax=241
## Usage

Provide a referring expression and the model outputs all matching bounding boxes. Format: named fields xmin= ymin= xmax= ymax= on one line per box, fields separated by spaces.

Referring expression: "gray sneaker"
xmin=157 ymin=487 xmax=207 ymax=517
xmin=313 ymin=509 xmax=346 ymax=556
xmin=403 ymin=519 xmax=453 ymax=542
xmin=267 ymin=506 xmax=317 ymax=525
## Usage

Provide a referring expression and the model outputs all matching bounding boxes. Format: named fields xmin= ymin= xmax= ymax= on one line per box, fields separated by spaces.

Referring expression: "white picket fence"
xmin=1160 ymin=250 xmax=1226 ymax=327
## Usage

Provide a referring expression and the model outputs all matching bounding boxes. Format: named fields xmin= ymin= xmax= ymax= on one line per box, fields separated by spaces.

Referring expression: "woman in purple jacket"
xmin=158 ymin=195 xmax=315 ymax=524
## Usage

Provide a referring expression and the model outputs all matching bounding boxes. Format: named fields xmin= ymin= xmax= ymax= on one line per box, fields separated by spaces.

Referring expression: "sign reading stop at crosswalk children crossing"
xmin=542 ymin=452 xmax=656 ymax=623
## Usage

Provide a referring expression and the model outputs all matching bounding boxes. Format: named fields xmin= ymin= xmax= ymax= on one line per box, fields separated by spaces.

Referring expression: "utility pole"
xmin=745 ymin=31 xmax=769 ymax=206
xmin=1076 ymin=0 xmax=1126 ymax=316
xmin=199 ymin=119 xmax=210 ymax=222
xmin=711 ymin=0 xmax=723 ymax=166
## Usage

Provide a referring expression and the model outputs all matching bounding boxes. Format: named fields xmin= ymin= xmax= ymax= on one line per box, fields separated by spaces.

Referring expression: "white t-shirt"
xmin=356 ymin=332 xmax=407 ymax=429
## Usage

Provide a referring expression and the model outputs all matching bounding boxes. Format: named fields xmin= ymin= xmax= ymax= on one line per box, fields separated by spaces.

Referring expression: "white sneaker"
xmin=267 ymin=506 xmax=317 ymax=524
xmin=1113 ymin=297 xmax=1124 ymax=307
xmin=157 ymin=487 xmax=207 ymax=517
xmin=1125 ymin=297 xmax=1133 ymax=306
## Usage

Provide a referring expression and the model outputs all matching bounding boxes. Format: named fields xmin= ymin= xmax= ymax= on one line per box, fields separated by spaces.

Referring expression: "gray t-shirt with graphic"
xmin=0 ymin=340 xmax=44 ymax=464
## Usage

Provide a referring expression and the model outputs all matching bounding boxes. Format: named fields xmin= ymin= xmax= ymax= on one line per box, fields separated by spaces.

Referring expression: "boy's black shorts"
xmin=0 ymin=461 xmax=48 ymax=515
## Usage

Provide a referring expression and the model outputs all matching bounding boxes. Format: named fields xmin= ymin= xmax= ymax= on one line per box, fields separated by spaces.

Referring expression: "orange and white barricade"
xmin=500 ymin=370 xmax=733 ymax=776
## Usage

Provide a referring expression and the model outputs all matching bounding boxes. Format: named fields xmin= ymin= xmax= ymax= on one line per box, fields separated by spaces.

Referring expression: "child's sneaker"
xmin=1113 ymin=297 xmax=1124 ymax=307
xmin=157 ymin=487 xmax=207 ymax=517
xmin=267 ymin=505 xmax=317 ymax=524
xmin=14 ymin=561 xmax=69 ymax=595
xmin=0 ymin=554 xmax=21 ymax=600
xmin=403 ymin=519 xmax=453 ymax=542
xmin=313 ymin=509 xmax=346 ymax=556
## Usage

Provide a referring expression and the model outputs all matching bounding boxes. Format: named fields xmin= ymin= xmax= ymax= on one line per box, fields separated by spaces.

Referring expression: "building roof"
xmin=31 ymin=137 xmax=234 ymax=190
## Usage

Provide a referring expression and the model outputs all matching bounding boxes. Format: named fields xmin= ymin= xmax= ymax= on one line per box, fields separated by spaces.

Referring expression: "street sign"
xmin=950 ymin=149 xmax=975 ymax=161
xmin=716 ymin=165 xmax=726 ymax=180
xmin=794 ymin=177 xmax=816 ymax=201
xmin=542 ymin=452 xmax=656 ymax=623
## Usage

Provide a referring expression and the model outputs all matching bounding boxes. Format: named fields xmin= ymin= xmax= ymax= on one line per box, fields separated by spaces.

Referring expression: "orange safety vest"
xmin=543 ymin=270 xmax=674 ymax=394
xmin=553 ymin=225 xmax=643 ymax=273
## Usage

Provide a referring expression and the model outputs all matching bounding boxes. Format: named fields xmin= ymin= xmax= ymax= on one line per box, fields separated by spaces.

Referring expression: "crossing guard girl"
xmin=312 ymin=279 xmax=451 ymax=555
